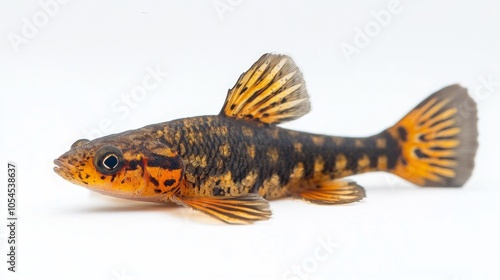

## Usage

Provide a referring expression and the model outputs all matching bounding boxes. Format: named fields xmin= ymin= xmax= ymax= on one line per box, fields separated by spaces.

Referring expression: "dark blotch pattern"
xmin=148 ymin=154 xmax=182 ymax=170
xmin=398 ymin=126 xmax=408 ymax=142
xmin=127 ymin=160 xmax=140 ymax=170
xmin=164 ymin=179 xmax=176 ymax=187
xmin=149 ymin=175 xmax=159 ymax=187
xmin=212 ymin=186 xmax=225 ymax=196
xmin=152 ymin=116 xmax=401 ymax=196
xmin=414 ymin=148 xmax=430 ymax=159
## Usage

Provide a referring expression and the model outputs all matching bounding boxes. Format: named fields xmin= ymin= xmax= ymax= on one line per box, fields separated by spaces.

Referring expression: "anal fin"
xmin=174 ymin=194 xmax=271 ymax=224
xmin=295 ymin=180 xmax=366 ymax=205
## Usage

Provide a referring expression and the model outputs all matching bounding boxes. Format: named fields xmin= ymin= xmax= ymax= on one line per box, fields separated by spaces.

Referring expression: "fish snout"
xmin=53 ymin=158 xmax=71 ymax=178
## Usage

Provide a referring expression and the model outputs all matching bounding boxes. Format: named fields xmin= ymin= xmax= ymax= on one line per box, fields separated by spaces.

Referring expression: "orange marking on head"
xmin=144 ymin=166 xmax=184 ymax=197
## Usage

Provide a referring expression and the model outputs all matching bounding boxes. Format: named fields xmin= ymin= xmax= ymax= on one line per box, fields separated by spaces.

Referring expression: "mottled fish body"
xmin=54 ymin=54 xmax=478 ymax=224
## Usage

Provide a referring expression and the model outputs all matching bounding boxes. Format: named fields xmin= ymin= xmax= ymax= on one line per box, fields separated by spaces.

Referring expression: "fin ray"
xmin=221 ymin=53 xmax=310 ymax=124
xmin=435 ymin=127 xmax=460 ymax=138
xmin=387 ymin=84 xmax=478 ymax=187
xmin=175 ymin=194 xmax=271 ymax=224
xmin=420 ymin=98 xmax=450 ymax=121
xmin=294 ymin=180 xmax=366 ymax=205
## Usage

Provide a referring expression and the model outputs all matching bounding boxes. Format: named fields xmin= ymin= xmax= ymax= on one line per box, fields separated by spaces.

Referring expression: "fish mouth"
xmin=53 ymin=159 xmax=70 ymax=176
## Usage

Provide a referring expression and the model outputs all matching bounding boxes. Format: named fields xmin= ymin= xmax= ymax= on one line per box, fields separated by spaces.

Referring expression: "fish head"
xmin=53 ymin=136 xmax=185 ymax=201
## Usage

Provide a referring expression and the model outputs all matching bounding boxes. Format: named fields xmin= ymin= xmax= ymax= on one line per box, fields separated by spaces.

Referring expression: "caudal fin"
xmin=386 ymin=84 xmax=478 ymax=187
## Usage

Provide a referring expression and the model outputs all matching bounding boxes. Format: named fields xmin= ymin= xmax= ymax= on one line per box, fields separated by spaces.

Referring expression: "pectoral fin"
xmin=174 ymin=194 xmax=272 ymax=224
xmin=295 ymin=180 xmax=366 ymax=205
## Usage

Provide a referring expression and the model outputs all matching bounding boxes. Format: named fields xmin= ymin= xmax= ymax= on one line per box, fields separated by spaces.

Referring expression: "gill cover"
xmin=140 ymin=142 xmax=185 ymax=196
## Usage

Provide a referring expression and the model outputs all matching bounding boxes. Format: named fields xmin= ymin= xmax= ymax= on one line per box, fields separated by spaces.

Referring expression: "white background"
xmin=1 ymin=1 xmax=500 ymax=279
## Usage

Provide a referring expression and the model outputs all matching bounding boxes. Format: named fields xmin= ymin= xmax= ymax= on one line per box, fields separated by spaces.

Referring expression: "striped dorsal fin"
xmin=220 ymin=53 xmax=310 ymax=125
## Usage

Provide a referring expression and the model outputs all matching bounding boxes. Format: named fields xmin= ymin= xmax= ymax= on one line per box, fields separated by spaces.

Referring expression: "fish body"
xmin=54 ymin=54 xmax=478 ymax=224
xmin=94 ymin=115 xmax=397 ymax=199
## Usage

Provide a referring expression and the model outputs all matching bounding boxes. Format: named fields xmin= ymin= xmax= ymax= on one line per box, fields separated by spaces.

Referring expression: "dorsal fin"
xmin=220 ymin=53 xmax=311 ymax=124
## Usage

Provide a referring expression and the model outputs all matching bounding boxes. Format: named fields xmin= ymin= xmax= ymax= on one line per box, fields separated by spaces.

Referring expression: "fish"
xmin=54 ymin=53 xmax=478 ymax=224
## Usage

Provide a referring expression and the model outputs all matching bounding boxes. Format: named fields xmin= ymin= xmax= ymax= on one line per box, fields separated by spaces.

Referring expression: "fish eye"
xmin=93 ymin=145 xmax=124 ymax=175
xmin=71 ymin=139 xmax=90 ymax=149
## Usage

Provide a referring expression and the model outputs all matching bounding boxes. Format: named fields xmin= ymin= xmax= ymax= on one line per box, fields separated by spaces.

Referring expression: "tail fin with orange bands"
xmin=386 ymin=84 xmax=478 ymax=187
